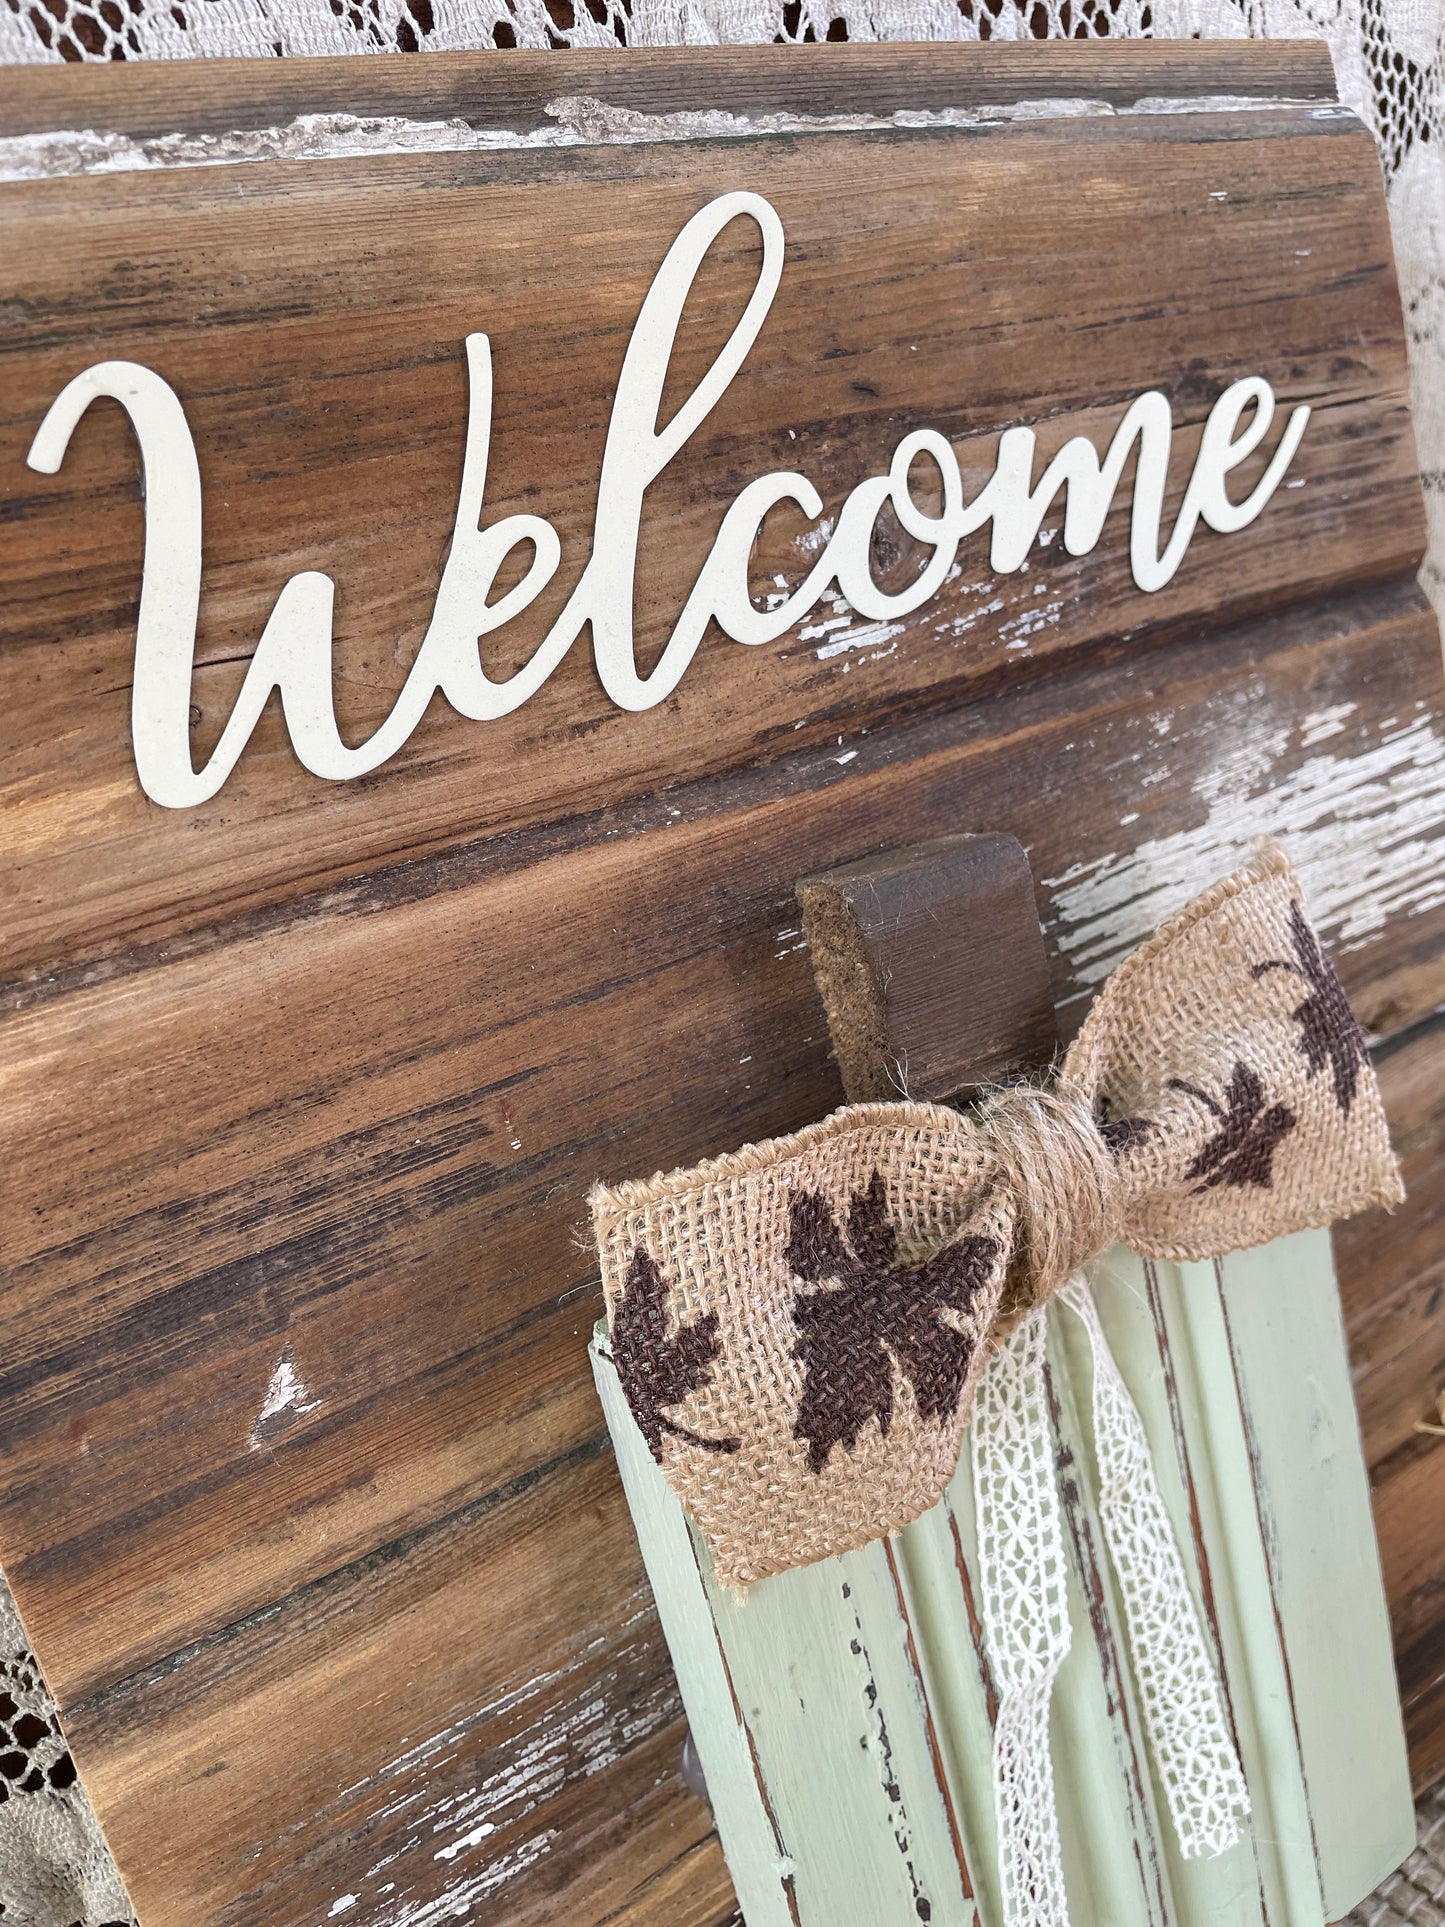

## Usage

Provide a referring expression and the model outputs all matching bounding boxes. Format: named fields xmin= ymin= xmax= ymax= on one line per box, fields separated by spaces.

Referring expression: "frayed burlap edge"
xmin=589 ymin=1098 xmax=966 ymax=1221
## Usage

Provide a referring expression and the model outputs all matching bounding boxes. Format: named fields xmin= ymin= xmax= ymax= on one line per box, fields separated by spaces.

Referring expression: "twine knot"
xmin=976 ymin=1083 xmax=1125 ymax=1322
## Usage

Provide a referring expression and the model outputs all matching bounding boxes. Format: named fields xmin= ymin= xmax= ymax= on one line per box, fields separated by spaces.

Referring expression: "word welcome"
xmin=28 ymin=190 xmax=1309 ymax=809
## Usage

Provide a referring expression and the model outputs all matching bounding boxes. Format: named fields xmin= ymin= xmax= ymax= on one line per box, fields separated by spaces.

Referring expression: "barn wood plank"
xmin=1212 ymin=1236 xmax=1414 ymax=1915
xmin=1075 ymin=1234 xmax=1414 ymax=1924
xmin=1041 ymin=1326 xmax=1179 ymax=1927
xmin=1332 ymin=1013 xmax=1445 ymax=1793
xmin=0 ymin=42 xmax=1341 ymax=143
xmin=796 ymin=832 xmax=1059 ymax=1101
xmin=1141 ymin=1251 xmax=1331 ymax=1924
xmin=1349 ymin=1048 xmax=1445 ymax=1812
xmin=65 ymin=1443 xmax=704 ymax=1926
xmin=1366 ymin=1435 xmax=1445 ymax=1793
xmin=1338 ymin=1013 xmax=1445 ymax=1463
xmin=1069 ymin=1255 xmax=1279 ymax=1926
xmin=549 ymin=1835 xmax=736 ymax=1927
xmin=0 ymin=107 xmax=1418 ymax=980
xmin=4 ymin=586 xmax=1443 ymax=1719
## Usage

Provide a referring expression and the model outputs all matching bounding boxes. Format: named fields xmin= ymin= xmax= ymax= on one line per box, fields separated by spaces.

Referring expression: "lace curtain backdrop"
xmin=0 ymin=2 xmax=1441 ymax=1922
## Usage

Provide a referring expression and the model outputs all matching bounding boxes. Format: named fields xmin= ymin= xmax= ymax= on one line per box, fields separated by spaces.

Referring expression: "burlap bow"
xmin=590 ymin=846 xmax=1402 ymax=1590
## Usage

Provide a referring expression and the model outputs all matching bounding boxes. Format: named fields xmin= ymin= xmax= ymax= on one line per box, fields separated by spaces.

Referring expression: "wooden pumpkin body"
xmin=594 ymin=1232 xmax=1413 ymax=1926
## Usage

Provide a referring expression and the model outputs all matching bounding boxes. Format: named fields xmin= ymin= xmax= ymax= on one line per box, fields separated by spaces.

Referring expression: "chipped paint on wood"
xmin=249 ymin=1349 xmax=321 ymax=1450
xmin=1043 ymin=707 xmax=1445 ymax=1008
xmin=598 ymin=1234 xmax=1413 ymax=1927
xmin=0 ymin=100 xmax=1100 ymax=182
xmin=0 ymin=42 xmax=1432 ymax=1925
xmin=0 ymin=91 xmax=1345 ymax=184
xmin=321 ymin=1601 xmax=680 ymax=1924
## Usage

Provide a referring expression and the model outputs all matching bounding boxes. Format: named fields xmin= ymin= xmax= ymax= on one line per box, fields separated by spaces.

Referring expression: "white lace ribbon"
xmin=970 ymin=1276 xmax=1250 ymax=1927
xmin=1057 ymin=1276 xmax=1251 ymax=1858
xmin=971 ymin=1306 xmax=1073 ymax=1927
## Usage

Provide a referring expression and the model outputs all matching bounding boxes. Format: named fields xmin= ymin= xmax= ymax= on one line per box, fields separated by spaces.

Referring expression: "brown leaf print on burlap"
xmin=787 ymin=1171 xmax=999 ymax=1475
xmin=1098 ymin=1108 xmax=1153 ymax=1156
xmin=1252 ymin=898 xmax=1369 ymax=1116
xmin=1169 ymin=1063 xmax=1297 ymax=1191
xmin=612 ymin=1248 xmax=740 ymax=1463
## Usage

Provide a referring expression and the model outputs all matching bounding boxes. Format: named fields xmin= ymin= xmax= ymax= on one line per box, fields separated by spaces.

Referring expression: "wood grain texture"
xmin=1340 ymin=1017 xmax=1445 ymax=1464
xmin=7 ymin=583 xmax=1441 ymax=1925
xmin=0 ymin=41 xmax=1342 ymax=142
xmin=1367 ymin=1437 xmax=1445 ymax=1797
xmin=1336 ymin=1013 xmax=1445 ymax=1794
xmin=0 ymin=88 xmax=1421 ymax=984
xmin=0 ymin=42 xmax=1441 ymax=1927
xmin=4 ymin=590 xmax=1441 ymax=1692
xmin=797 ymin=832 xmax=1059 ymax=1100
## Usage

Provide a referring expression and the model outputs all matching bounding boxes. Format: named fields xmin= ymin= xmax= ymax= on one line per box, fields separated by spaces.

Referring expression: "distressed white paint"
xmin=0 ymin=101 xmax=1094 ymax=182
xmin=433 ymin=1821 xmax=495 ymax=1862
xmin=328 ymin=1601 xmax=677 ymax=1923
xmin=1000 ymin=591 xmax=1066 ymax=649
xmin=0 ymin=92 xmax=1334 ymax=184
xmin=1131 ymin=94 xmax=1355 ymax=117
xmin=1299 ymin=701 xmax=1357 ymax=746
xmin=815 ymin=618 xmax=907 ymax=660
xmin=1044 ymin=704 xmax=1445 ymax=1008
xmin=26 ymin=192 xmax=1308 ymax=808
xmin=249 ymin=1350 xmax=321 ymax=1449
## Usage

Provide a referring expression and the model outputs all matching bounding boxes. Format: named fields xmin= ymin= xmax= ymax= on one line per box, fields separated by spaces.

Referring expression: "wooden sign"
xmin=26 ymin=189 xmax=1308 ymax=809
xmin=3 ymin=40 xmax=1445 ymax=1927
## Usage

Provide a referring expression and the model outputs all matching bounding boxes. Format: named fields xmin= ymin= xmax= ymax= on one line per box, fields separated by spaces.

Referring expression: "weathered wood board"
xmin=0 ymin=54 xmax=1425 ymax=981
xmin=1337 ymin=1014 xmax=1445 ymax=1796
xmin=1 ymin=38 xmax=1443 ymax=1927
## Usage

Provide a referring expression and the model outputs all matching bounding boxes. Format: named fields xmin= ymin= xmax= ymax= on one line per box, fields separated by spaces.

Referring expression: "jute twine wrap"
xmin=591 ymin=847 xmax=1402 ymax=1589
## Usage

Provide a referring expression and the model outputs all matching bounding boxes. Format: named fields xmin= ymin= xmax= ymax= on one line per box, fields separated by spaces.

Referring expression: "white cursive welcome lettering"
xmin=27 ymin=189 xmax=1310 ymax=809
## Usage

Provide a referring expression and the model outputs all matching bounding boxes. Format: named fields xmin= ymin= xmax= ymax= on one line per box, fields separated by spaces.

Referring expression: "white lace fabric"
xmin=971 ymin=1306 xmax=1074 ymax=1927
xmin=1058 ymin=1278 xmax=1250 ymax=1860
xmin=0 ymin=1585 xmax=133 ymax=1927
xmin=971 ymin=1281 xmax=1250 ymax=1927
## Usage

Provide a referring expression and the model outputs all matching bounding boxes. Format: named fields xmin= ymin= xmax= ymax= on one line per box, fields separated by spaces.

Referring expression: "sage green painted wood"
xmin=1214 ymin=1231 xmax=1416 ymax=1914
xmin=1094 ymin=1243 xmax=1333 ymax=1924
xmin=888 ymin=1492 xmax=1004 ymax=1926
xmin=592 ymin=1230 xmax=1411 ymax=1927
xmin=1076 ymin=1252 xmax=1291 ymax=1926
xmin=704 ymin=1533 xmax=976 ymax=1926
xmin=591 ymin=1327 xmax=981 ymax=1927
xmin=1147 ymin=1243 xmax=1347 ymax=1922
xmin=1039 ymin=1317 xmax=1177 ymax=1927
xmin=1087 ymin=1232 xmax=1412 ymax=1921
xmin=591 ymin=1331 xmax=804 ymax=1927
